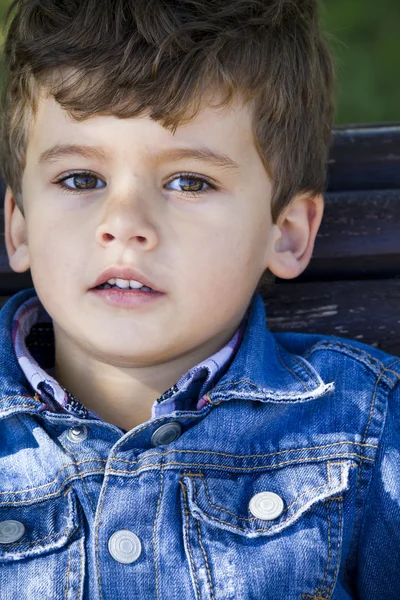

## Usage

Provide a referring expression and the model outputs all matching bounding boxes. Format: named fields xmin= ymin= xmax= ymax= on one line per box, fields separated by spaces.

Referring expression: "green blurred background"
xmin=0 ymin=0 xmax=398 ymax=125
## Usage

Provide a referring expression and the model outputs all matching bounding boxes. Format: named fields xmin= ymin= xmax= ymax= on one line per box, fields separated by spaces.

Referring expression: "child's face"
xmin=5 ymin=93 xmax=297 ymax=367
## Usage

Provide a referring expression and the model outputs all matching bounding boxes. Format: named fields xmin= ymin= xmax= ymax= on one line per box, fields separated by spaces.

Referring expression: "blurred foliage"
xmin=0 ymin=0 xmax=398 ymax=124
xmin=321 ymin=0 xmax=400 ymax=124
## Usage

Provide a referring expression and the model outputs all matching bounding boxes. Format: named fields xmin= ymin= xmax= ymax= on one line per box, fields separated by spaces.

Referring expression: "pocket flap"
xmin=181 ymin=460 xmax=354 ymax=538
xmin=0 ymin=488 xmax=80 ymax=562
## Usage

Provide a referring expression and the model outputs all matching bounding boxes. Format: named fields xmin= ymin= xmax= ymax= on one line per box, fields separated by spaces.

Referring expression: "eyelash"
xmin=52 ymin=171 xmax=218 ymax=198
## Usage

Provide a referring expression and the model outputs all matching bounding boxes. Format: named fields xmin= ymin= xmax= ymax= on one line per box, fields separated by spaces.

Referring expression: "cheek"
xmin=179 ymin=218 xmax=267 ymax=285
xmin=28 ymin=224 xmax=80 ymax=288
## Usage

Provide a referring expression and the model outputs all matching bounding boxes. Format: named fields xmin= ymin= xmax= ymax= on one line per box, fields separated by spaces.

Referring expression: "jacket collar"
xmin=0 ymin=288 xmax=44 ymax=418
xmin=208 ymin=293 xmax=334 ymax=405
xmin=0 ymin=289 xmax=334 ymax=420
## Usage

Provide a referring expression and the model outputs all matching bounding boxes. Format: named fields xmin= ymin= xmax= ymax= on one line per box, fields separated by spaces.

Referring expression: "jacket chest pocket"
xmin=180 ymin=460 xmax=355 ymax=600
xmin=0 ymin=488 xmax=85 ymax=599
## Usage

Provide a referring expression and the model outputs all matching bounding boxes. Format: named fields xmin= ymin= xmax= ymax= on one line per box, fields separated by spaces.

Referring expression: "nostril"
xmin=103 ymin=233 xmax=114 ymax=242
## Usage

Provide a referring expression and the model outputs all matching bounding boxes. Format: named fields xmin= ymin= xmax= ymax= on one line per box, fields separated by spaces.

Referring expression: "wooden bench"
xmin=1 ymin=124 xmax=400 ymax=354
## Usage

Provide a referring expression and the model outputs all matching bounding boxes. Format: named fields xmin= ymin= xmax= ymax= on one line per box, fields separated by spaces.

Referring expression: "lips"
xmin=90 ymin=266 xmax=162 ymax=292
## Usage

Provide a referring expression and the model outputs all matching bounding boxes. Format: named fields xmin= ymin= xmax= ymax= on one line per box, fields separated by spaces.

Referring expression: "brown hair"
xmin=0 ymin=0 xmax=334 ymax=223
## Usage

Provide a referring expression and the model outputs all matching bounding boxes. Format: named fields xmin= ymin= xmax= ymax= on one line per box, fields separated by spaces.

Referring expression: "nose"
xmin=95 ymin=194 xmax=159 ymax=251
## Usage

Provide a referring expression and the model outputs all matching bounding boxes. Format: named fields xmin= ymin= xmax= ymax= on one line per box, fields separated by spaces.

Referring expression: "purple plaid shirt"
xmin=12 ymin=295 xmax=247 ymax=427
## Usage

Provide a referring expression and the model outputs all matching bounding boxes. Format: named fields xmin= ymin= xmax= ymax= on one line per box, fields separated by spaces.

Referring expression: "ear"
xmin=4 ymin=186 xmax=30 ymax=273
xmin=268 ymin=192 xmax=323 ymax=279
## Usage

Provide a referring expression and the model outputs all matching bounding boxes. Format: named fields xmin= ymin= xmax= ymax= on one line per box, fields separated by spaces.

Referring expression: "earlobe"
xmin=4 ymin=186 xmax=30 ymax=273
xmin=268 ymin=192 xmax=324 ymax=280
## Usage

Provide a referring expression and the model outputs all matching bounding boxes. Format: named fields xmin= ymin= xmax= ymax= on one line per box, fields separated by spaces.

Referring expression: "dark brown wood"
xmin=327 ymin=125 xmax=400 ymax=192
xmin=264 ymin=279 xmax=400 ymax=356
xmin=307 ymin=189 xmax=400 ymax=279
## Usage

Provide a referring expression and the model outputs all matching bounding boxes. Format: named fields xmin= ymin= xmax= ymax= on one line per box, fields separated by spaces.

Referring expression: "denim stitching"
xmin=106 ymin=453 xmax=372 ymax=478
xmin=78 ymin=532 xmax=84 ymax=600
xmin=0 ymin=459 xmax=106 ymax=497
xmin=0 ymin=394 xmax=37 ymax=402
xmin=193 ymin=484 xmax=216 ymax=600
xmin=344 ymin=361 xmax=400 ymax=583
xmin=1 ymin=457 xmax=357 ymax=504
xmin=0 ymin=469 xmax=106 ymax=505
xmin=0 ymin=488 xmax=80 ymax=546
xmin=186 ymin=462 xmax=349 ymax=531
xmin=115 ymin=414 xmax=207 ymax=451
xmin=153 ymin=451 xmax=165 ymax=600
xmin=59 ymin=437 xmax=96 ymax=514
xmin=301 ymin=497 xmax=343 ymax=600
xmin=362 ymin=360 xmax=400 ymax=443
xmin=211 ymin=379 xmax=263 ymax=391
xmin=302 ymin=591 xmax=330 ymax=600
xmin=191 ymin=462 xmax=354 ymax=522
xmin=104 ymin=442 xmax=376 ymax=470
xmin=111 ymin=452 xmax=159 ymax=465
xmin=64 ymin=543 xmax=71 ymax=600
xmin=63 ymin=519 xmax=84 ymax=600
xmin=0 ymin=403 xmax=37 ymax=409
xmin=179 ymin=481 xmax=201 ymax=600
xmin=6 ymin=509 xmax=73 ymax=547
xmin=320 ymin=498 xmax=332 ymax=590
xmin=304 ymin=341 xmax=386 ymax=366
xmin=327 ymin=498 xmax=343 ymax=595
xmin=185 ymin=470 xmax=349 ymax=534
xmin=95 ymin=463 xmax=113 ymax=600
xmin=289 ymin=353 xmax=319 ymax=383
xmin=276 ymin=343 xmax=310 ymax=392
xmin=304 ymin=341 xmax=400 ymax=385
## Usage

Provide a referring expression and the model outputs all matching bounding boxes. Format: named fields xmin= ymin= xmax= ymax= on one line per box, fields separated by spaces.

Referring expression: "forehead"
xmin=27 ymin=93 xmax=257 ymax=167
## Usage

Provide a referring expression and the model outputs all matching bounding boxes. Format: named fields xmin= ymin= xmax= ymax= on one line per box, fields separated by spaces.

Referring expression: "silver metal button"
xmin=66 ymin=426 xmax=88 ymax=443
xmin=108 ymin=530 xmax=142 ymax=564
xmin=249 ymin=492 xmax=284 ymax=520
xmin=0 ymin=520 xmax=25 ymax=544
xmin=151 ymin=422 xmax=182 ymax=447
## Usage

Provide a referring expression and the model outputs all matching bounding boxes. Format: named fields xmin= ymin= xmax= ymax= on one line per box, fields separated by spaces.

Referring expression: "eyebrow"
xmin=38 ymin=144 xmax=240 ymax=172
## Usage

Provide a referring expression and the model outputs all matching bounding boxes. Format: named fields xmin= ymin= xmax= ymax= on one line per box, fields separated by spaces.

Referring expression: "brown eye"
xmin=73 ymin=174 xmax=98 ymax=189
xmin=54 ymin=171 xmax=106 ymax=193
xmin=179 ymin=177 xmax=203 ymax=192
xmin=166 ymin=173 xmax=214 ymax=198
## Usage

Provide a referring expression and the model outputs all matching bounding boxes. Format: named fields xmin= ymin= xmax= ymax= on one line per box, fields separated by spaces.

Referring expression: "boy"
xmin=0 ymin=0 xmax=399 ymax=598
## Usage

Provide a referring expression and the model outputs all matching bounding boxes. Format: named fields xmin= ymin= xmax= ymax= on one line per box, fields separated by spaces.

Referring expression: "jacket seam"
xmin=105 ymin=454 xmax=372 ymax=476
xmin=275 ymin=343 xmax=310 ymax=392
xmin=0 ymin=459 xmax=106 ymax=496
xmin=153 ymin=451 xmax=165 ymax=600
xmin=302 ymin=497 xmax=343 ymax=600
xmin=64 ymin=543 xmax=71 ymax=600
xmin=185 ymin=461 xmax=354 ymax=523
xmin=193 ymin=483 xmax=216 ymax=600
xmin=59 ymin=436 xmax=96 ymax=514
xmin=343 ymin=362 xmax=398 ymax=585
xmin=304 ymin=341 xmax=400 ymax=385
xmin=184 ymin=463 xmax=350 ymax=534
xmin=0 ymin=445 xmax=374 ymax=499
xmin=180 ymin=481 xmax=201 ymax=600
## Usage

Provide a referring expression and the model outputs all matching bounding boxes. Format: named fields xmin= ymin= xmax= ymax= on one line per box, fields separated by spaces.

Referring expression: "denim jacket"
xmin=1 ymin=288 xmax=400 ymax=599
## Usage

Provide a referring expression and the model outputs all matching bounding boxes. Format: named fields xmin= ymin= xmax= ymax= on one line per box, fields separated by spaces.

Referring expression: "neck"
xmin=52 ymin=323 xmax=238 ymax=430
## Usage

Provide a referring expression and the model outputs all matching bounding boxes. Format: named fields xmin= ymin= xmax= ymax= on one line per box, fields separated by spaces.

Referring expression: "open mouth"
xmin=95 ymin=282 xmax=158 ymax=293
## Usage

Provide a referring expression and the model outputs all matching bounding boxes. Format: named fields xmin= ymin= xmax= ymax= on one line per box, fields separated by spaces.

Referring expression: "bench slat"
xmin=264 ymin=279 xmax=400 ymax=356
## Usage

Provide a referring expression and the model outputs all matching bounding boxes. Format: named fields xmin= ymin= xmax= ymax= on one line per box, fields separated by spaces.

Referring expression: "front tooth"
xmin=107 ymin=278 xmax=116 ymax=285
xmin=115 ymin=278 xmax=130 ymax=289
xmin=129 ymin=280 xmax=144 ymax=289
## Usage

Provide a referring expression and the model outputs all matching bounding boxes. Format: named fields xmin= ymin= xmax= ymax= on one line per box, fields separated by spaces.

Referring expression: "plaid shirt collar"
xmin=12 ymin=295 xmax=247 ymax=425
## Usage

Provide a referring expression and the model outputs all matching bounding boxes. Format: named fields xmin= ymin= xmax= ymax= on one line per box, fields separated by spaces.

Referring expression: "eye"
xmin=53 ymin=171 xmax=217 ymax=197
xmin=53 ymin=171 xmax=106 ymax=193
xmin=166 ymin=173 xmax=216 ymax=197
